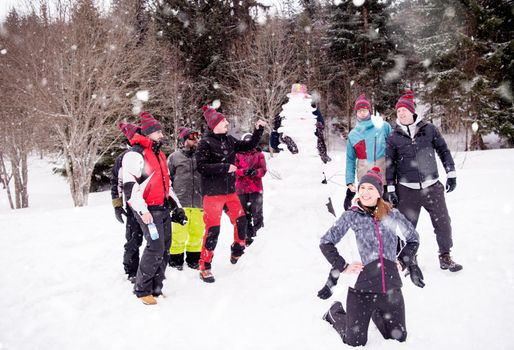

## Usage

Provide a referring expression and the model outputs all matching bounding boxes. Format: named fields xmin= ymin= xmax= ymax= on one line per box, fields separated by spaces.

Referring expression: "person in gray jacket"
xmin=168 ymin=127 xmax=204 ymax=270
xmin=385 ymin=90 xmax=462 ymax=272
xmin=318 ymin=167 xmax=424 ymax=347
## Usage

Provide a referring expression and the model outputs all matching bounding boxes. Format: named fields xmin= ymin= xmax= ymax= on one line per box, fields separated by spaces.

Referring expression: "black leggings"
xmin=331 ymin=288 xmax=407 ymax=346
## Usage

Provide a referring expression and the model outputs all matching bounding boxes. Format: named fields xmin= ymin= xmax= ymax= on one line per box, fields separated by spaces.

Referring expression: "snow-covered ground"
xmin=1 ymin=147 xmax=513 ymax=350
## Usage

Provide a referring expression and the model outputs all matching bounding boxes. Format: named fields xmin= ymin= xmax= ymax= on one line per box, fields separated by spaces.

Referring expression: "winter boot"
xmin=127 ymin=274 xmax=136 ymax=284
xmin=230 ymin=243 xmax=245 ymax=264
xmin=139 ymin=295 xmax=157 ymax=305
xmin=200 ymin=269 xmax=215 ymax=283
xmin=169 ymin=253 xmax=184 ymax=271
xmin=323 ymin=301 xmax=345 ymax=325
xmin=439 ymin=253 xmax=463 ymax=272
xmin=185 ymin=252 xmax=200 ymax=270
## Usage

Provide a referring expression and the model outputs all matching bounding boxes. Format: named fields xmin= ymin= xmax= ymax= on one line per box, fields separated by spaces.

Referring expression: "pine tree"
xmin=325 ymin=0 xmax=401 ymax=128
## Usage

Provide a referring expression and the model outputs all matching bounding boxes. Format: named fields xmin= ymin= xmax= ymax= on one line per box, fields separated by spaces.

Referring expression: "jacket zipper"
xmin=374 ymin=216 xmax=387 ymax=293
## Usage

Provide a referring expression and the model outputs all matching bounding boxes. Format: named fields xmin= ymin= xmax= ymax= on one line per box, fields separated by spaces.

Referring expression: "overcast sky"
xmin=0 ymin=0 xmax=22 ymax=21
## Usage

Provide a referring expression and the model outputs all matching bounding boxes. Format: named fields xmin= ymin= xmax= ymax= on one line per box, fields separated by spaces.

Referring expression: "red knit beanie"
xmin=118 ymin=122 xmax=140 ymax=141
xmin=202 ymin=105 xmax=225 ymax=130
xmin=354 ymin=94 xmax=372 ymax=113
xmin=140 ymin=111 xmax=162 ymax=136
xmin=395 ymin=90 xmax=416 ymax=114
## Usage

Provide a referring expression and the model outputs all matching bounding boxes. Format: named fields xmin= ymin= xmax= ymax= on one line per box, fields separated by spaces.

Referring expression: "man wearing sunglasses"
xmin=167 ymin=127 xmax=204 ymax=271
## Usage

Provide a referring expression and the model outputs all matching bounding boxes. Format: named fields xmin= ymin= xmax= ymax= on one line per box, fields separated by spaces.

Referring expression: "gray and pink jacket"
xmin=235 ymin=150 xmax=267 ymax=194
xmin=320 ymin=203 xmax=420 ymax=293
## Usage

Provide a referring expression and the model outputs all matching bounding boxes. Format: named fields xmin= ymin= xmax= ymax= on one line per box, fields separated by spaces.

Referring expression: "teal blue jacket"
xmin=345 ymin=117 xmax=392 ymax=185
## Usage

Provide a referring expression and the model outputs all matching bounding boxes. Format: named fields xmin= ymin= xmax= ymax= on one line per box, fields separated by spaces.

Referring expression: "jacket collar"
xmin=130 ymin=134 xmax=153 ymax=149
xmin=394 ymin=118 xmax=427 ymax=138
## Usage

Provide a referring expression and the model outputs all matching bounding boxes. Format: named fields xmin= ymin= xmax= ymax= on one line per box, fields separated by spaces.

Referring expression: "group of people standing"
xmin=111 ymin=107 xmax=267 ymax=304
xmin=109 ymin=87 xmax=462 ymax=346
xmin=319 ymin=90 xmax=463 ymax=346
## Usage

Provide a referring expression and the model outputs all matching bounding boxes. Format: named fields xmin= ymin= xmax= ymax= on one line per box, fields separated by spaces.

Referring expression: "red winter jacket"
xmin=235 ymin=150 xmax=267 ymax=194
xmin=128 ymin=134 xmax=170 ymax=206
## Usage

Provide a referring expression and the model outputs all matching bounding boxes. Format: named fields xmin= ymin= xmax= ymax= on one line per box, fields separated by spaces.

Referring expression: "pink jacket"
xmin=235 ymin=150 xmax=267 ymax=194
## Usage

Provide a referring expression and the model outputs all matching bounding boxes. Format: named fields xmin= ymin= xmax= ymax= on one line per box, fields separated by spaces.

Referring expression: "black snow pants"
xmin=396 ymin=181 xmax=453 ymax=254
xmin=134 ymin=207 xmax=172 ymax=298
xmin=330 ymin=288 xmax=407 ymax=346
xmin=238 ymin=192 xmax=264 ymax=238
xmin=123 ymin=206 xmax=144 ymax=277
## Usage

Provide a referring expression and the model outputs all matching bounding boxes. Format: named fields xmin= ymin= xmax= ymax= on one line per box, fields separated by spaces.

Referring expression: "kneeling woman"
xmin=318 ymin=167 xmax=424 ymax=346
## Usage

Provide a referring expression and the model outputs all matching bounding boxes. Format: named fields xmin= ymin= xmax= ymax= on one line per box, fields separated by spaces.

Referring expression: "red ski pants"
xmin=199 ymin=193 xmax=247 ymax=270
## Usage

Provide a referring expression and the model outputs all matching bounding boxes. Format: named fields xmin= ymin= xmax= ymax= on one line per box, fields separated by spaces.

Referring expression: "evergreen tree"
xmin=325 ymin=0 xmax=401 ymax=128
xmin=154 ymin=0 xmax=265 ymax=107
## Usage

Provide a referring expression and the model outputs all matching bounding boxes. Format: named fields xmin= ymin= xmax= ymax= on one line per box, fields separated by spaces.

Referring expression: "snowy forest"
xmin=0 ymin=0 xmax=513 ymax=208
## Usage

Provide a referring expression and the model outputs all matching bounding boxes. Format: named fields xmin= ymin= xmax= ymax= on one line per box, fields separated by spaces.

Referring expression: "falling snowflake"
xmin=71 ymin=45 xmax=77 ymax=51
xmin=334 ymin=0 xmax=343 ymax=5
xmin=353 ymin=0 xmax=366 ymax=7
xmin=213 ymin=82 xmax=220 ymax=90
xmin=0 ymin=49 xmax=6 ymax=55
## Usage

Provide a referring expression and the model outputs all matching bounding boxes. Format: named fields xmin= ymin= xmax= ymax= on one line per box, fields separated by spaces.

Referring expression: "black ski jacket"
xmin=386 ymin=120 xmax=455 ymax=186
xmin=196 ymin=127 xmax=264 ymax=196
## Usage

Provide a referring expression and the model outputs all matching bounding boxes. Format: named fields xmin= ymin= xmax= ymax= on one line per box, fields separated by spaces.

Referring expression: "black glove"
xmin=114 ymin=207 xmax=127 ymax=224
xmin=172 ymin=207 xmax=188 ymax=225
xmin=385 ymin=191 xmax=399 ymax=206
xmin=405 ymin=264 xmax=425 ymax=288
xmin=446 ymin=177 xmax=456 ymax=193
xmin=317 ymin=268 xmax=340 ymax=300
xmin=243 ymin=168 xmax=257 ymax=177
xmin=344 ymin=188 xmax=356 ymax=211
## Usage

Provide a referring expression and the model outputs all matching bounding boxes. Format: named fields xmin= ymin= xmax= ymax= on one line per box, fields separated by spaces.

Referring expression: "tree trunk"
xmin=0 ymin=153 xmax=15 ymax=210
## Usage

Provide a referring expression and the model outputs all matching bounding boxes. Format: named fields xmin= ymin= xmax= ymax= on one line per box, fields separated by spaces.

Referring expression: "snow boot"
xmin=185 ymin=252 xmax=200 ymax=270
xmin=200 ymin=269 xmax=215 ymax=283
xmin=139 ymin=295 xmax=157 ymax=305
xmin=230 ymin=243 xmax=245 ymax=264
xmin=323 ymin=301 xmax=345 ymax=325
xmin=187 ymin=261 xmax=199 ymax=270
xmin=439 ymin=253 xmax=463 ymax=272
xmin=169 ymin=253 xmax=184 ymax=271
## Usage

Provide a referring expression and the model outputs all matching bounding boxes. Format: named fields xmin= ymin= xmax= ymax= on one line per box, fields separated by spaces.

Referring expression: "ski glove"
xmin=114 ymin=207 xmax=127 ymax=224
xmin=172 ymin=207 xmax=188 ymax=226
xmin=446 ymin=177 xmax=457 ymax=193
xmin=385 ymin=191 xmax=399 ymax=206
xmin=317 ymin=268 xmax=341 ymax=300
xmin=406 ymin=264 xmax=425 ymax=288
xmin=244 ymin=168 xmax=257 ymax=177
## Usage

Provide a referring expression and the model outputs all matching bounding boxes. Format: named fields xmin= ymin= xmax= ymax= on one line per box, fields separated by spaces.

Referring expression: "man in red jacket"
xmin=196 ymin=105 xmax=267 ymax=283
xmin=236 ymin=133 xmax=267 ymax=246
xmin=122 ymin=112 xmax=186 ymax=305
